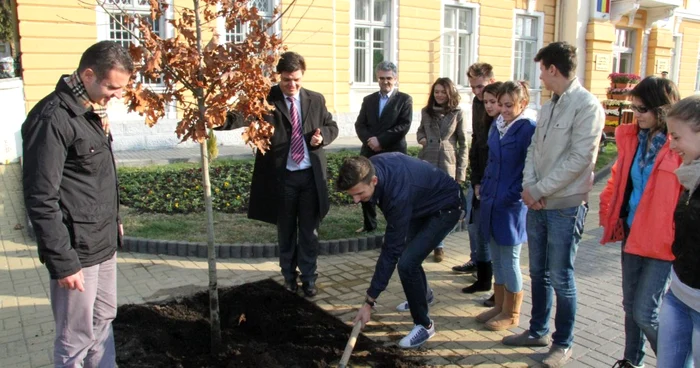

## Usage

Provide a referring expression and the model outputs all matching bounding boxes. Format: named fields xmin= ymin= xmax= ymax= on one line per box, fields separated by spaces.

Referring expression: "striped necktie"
xmin=287 ymin=96 xmax=305 ymax=164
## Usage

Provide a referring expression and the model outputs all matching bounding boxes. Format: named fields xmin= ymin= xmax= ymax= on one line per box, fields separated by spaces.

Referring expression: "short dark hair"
xmin=78 ymin=41 xmax=134 ymax=81
xmin=467 ymin=63 xmax=494 ymax=80
xmin=425 ymin=77 xmax=461 ymax=116
xmin=668 ymin=95 xmax=700 ymax=133
xmin=630 ymin=76 xmax=680 ymax=132
xmin=534 ymin=42 xmax=577 ymax=79
xmin=336 ymin=156 xmax=375 ymax=191
xmin=276 ymin=51 xmax=306 ymax=74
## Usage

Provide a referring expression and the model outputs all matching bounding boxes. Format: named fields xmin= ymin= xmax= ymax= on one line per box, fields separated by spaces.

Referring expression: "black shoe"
xmin=452 ymin=260 xmax=476 ymax=273
xmin=462 ymin=261 xmax=492 ymax=294
xmin=301 ymin=282 xmax=317 ymax=297
xmin=483 ymin=293 xmax=495 ymax=307
xmin=284 ymin=280 xmax=298 ymax=293
xmin=612 ymin=359 xmax=641 ymax=368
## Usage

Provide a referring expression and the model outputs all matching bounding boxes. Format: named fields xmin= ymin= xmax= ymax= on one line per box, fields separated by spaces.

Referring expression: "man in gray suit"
xmin=354 ymin=61 xmax=413 ymax=233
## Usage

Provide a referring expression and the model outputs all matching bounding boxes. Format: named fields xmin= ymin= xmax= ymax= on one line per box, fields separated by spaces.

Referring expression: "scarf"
xmin=675 ymin=159 xmax=700 ymax=195
xmin=637 ymin=129 xmax=666 ymax=169
xmin=64 ymin=71 xmax=110 ymax=135
xmin=495 ymin=113 xmax=524 ymax=139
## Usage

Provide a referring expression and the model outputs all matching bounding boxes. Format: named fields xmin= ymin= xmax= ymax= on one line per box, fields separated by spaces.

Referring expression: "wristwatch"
xmin=364 ymin=297 xmax=376 ymax=308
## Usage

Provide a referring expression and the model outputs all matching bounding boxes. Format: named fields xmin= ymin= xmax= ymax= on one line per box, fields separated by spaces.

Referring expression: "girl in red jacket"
xmin=599 ymin=77 xmax=682 ymax=368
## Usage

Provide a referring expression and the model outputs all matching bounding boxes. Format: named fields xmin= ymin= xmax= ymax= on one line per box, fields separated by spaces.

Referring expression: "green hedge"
xmin=119 ymin=147 xmax=426 ymax=214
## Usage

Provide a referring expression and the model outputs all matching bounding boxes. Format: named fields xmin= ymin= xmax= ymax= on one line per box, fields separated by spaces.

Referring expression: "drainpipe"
xmin=554 ymin=0 xmax=561 ymax=41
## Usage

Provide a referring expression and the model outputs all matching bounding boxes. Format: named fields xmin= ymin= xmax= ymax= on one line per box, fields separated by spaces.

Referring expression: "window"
xmin=695 ymin=45 xmax=700 ymax=92
xmin=442 ymin=6 xmax=474 ymax=87
xmin=101 ymin=0 xmax=167 ymax=86
xmin=353 ymin=0 xmax=392 ymax=84
xmin=513 ymin=15 xmax=539 ymax=86
xmin=613 ymin=28 xmax=635 ymax=73
xmin=224 ymin=0 xmax=279 ymax=43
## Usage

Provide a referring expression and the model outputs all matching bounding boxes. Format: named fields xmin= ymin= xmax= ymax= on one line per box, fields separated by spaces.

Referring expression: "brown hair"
xmin=630 ymin=76 xmax=680 ymax=133
xmin=467 ymin=63 xmax=494 ymax=80
xmin=668 ymin=95 xmax=700 ymax=133
xmin=497 ymin=81 xmax=530 ymax=106
xmin=425 ymin=77 xmax=461 ymax=117
xmin=481 ymin=82 xmax=503 ymax=101
xmin=276 ymin=51 xmax=306 ymax=74
xmin=336 ymin=156 xmax=376 ymax=191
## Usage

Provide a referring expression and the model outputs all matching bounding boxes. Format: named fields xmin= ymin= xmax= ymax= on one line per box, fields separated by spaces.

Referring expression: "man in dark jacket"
xmin=453 ymin=63 xmax=496 ymax=297
xmin=22 ymin=41 xmax=133 ymax=368
xmin=337 ymin=153 xmax=462 ymax=349
xmin=354 ymin=61 xmax=412 ymax=234
xmin=248 ymin=51 xmax=338 ymax=297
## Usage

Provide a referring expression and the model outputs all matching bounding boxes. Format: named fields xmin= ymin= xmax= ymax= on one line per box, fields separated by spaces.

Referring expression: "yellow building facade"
xmin=9 ymin=0 xmax=700 ymax=150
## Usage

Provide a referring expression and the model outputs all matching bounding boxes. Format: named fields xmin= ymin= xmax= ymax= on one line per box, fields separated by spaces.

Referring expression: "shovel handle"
xmin=338 ymin=322 xmax=363 ymax=368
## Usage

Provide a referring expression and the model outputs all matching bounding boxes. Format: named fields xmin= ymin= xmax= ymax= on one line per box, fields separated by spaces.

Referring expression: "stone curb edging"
xmin=121 ymin=220 xmax=470 ymax=259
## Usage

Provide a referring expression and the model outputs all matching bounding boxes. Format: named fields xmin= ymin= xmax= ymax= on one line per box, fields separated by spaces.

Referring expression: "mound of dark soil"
xmin=114 ymin=279 xmax=423 ymax=367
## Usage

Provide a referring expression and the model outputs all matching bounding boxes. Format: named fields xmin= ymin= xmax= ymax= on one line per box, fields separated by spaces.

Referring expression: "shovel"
xmin=338 ymin=322 xmax=363 ymax=368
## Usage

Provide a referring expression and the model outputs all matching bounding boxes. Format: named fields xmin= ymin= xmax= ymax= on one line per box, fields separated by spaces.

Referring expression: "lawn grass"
xmin=122 ymin=204 xmax=387 ymax=244
xmin=122 ymin=148 xmax=617 ymax=243
xmin=596 ymin=143 xmax=618 ymax=170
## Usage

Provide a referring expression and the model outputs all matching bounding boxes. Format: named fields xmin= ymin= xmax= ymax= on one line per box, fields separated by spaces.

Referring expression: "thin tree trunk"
xmin=193 ymin=0 xmax=221 ymax=353
xmin=199 ymin=140 xmax=221 ymax=353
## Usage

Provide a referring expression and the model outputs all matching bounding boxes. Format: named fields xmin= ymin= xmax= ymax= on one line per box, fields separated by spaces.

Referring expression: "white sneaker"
xmin=396 ymin=294 xmax=435 ymax=312
xmin=398 ymin=321 xmax=435 ymax=348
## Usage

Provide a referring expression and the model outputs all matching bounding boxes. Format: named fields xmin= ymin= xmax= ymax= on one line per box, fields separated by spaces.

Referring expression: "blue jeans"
xmin=658 ymin=289 xmax=700 ymax=368
xmin=489 ymin=238 xmax=522 ymax=292
xmin=526 ymin=204 xmax=587 ymax=348
xmin=621 ymin=249 xmax=672 ymax=365
xmin=399 ymin=208 xmax=462 ymax=327
xmin=467 ymin=206 xmax=491 ymax=262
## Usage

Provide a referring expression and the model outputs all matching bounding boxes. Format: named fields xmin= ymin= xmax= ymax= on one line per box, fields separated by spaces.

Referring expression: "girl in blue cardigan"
xmin=475 ymin=81 xmax=536 ymax=331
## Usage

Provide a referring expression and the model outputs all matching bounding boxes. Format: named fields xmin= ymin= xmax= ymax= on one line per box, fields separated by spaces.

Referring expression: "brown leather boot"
xmin=475 ymin=284 xmax=504 ymax=323
xmin=485 ymin=289 xmax=523 ymax=331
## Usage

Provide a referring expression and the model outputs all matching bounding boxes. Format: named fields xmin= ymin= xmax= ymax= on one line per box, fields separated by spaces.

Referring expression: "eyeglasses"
xmin=630 ymin=105 xmax=650 ymax=114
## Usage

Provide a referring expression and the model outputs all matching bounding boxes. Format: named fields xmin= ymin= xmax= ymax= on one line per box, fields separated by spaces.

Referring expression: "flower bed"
xmin=119 ymin=147 xmax=426 ymax=214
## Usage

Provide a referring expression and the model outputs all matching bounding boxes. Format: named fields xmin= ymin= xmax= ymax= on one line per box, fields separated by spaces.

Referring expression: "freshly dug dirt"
xmin=114 ymin=279 xmax=424 ymax=367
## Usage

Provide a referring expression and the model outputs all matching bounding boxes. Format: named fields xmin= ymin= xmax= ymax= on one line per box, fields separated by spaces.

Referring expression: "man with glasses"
xmin=354 ymin=61 xmax=413 ymax=234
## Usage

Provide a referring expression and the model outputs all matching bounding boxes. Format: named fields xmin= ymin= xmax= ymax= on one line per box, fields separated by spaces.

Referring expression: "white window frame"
xmin=512 ymin=9 xmax=544 ymax=108
xmin=216 ymin=0 xmax=281 ymax=44
xmin=612 ymin=27 xmax=636 ymax=74
xmin=440 ymin=1 xmax=479 ymax=89
xmin=350 ymin=0 xmax=396 ymax=87
xmin=96 ymin=0 xmax=174 ymax=89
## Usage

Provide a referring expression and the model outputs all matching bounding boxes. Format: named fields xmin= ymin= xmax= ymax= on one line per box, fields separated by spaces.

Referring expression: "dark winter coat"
xmin=673 ymin=185 xmax=700 ymax=289
xmin=22 ymin=76 xmax=120 ymax=280
xmin=479 ymin=117 xmax=536 ymax=246
xmin=247 ymin=85 xmax=339 ymax=224
xmin=354 ymin=90 xmax=412 ymax=157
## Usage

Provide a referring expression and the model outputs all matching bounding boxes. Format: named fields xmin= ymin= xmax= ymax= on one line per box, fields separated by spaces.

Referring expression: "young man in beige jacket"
xmin=502 ymin=42 xmax=605 ymax=368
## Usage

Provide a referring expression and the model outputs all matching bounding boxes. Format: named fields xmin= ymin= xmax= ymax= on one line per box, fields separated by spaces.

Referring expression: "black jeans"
xmin=278 ymin=169 xmax=320 ymax=284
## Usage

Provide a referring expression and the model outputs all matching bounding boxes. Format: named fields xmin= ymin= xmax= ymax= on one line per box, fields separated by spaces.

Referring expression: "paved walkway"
xmin=0 ymin=162 xmax=643 ymax=368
